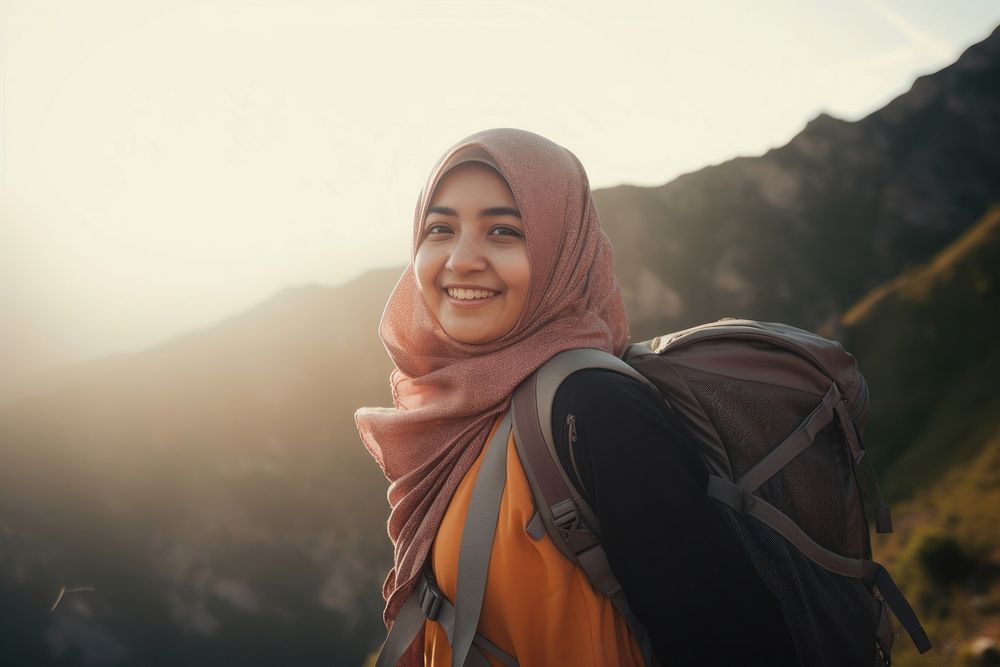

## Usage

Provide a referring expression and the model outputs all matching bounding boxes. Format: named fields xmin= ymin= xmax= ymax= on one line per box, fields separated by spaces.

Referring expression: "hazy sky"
xmin=2 ymin=0 xmax=999 ymax=378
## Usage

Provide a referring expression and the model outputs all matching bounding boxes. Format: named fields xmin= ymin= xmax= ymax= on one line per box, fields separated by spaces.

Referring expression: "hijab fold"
xmin=354 ymin=128 xmax=629 ymax=655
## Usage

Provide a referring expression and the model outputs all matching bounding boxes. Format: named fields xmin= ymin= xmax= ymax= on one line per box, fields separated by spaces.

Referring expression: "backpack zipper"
xmin=636 ymin=326 xmax=833 ymax=386
xmin=566 ymin=414 xmax=585 ymax=493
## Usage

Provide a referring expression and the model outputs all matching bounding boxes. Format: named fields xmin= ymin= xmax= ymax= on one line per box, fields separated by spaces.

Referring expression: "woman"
xmin=355 ymin=128 xmax=796 ymax=666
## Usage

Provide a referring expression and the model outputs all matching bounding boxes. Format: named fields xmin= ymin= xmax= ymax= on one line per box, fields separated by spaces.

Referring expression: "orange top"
xmin=423 ymin=412 xmax=646 ymax=666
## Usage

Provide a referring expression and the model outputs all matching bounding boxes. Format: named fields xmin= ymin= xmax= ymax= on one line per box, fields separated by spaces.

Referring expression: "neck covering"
xmin=355 ymin=127 xmax=629 ymax=652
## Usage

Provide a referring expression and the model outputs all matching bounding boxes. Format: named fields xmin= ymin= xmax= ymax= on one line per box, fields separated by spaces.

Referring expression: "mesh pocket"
xmin=721 ymin=507 xmax=882 ymax=667
xmin=760 ymin=421 xmax=850 ymax=555
xmin=675 ymin=365 xmax=852 ymax=555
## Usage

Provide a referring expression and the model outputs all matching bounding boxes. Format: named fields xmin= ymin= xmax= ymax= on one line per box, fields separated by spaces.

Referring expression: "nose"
xmin=445 ymin=230 xmax=488 ymax=274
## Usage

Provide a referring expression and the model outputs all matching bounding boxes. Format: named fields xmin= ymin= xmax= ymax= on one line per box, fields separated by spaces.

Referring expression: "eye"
xmin=425 ymin=222 xmax=453 ymax=235
xmin=489 ymin=225 xmax=524 ymax=238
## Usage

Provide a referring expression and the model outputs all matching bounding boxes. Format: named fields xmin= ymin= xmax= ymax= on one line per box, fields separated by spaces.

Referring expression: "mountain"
xmin=0 ymin=269 xmax=400 ymax=666
xmin=598 ymin=25 xmax=1000 ymax=340
xmin=1 ymin=25 xmax=998 ymax=667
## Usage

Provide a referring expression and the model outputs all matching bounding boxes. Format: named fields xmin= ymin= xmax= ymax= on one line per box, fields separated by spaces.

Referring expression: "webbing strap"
xmin=577 ymin=544 xmax=656 ymax=665
xmin=854 ymin=443 xmax=894 ymax=534
xmin=872 ymin=566 xmax=932 ymax=654
xmin=711 ymin=475 xmax=875 ymax=579
xmin=610 ymin=588 xmax=657 ymax=666
xmin=831 ymin=395 xmax=894 ymax=534
xmin=875 ymin=598 xmax=894 ymax=660
xmin=421 ymin=572 xmax=519 ymax=666
xmin=525 ymin=510 xmax=545 ymax=541
xmin=452 ymin=412 xmax=513 ymax=667
xmin=510 ymin=377 xmax=602 ymax=563
xmin=511 ymin=369 xmax=659 ymax=667
xmin=374 ymin=570 xmax=520 ymax=667
xmin=375 ymin=573 xmax=436 ymax=667
xmin=708 ymin=474 xmax=931 ymax=654
xmin=422 ymin=571 xmax=520 ymax=666
xmin=736 ymin=382 xmax=840 ymax=493
xmin=375 ymin=414 xmax=518 ymax=667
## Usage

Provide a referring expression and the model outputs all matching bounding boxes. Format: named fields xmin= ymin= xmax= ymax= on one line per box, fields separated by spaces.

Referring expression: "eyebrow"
xmin=427 ymin=205 xmax=522 ymax=219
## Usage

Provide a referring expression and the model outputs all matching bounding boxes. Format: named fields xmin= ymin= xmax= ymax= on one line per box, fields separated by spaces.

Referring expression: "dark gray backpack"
xmin=376 ymin=319 xmax=931 ymax=667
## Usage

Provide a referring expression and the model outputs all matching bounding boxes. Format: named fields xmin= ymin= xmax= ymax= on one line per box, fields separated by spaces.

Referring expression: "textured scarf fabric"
xmin=354 ymin=128 xmax=630 ymax=655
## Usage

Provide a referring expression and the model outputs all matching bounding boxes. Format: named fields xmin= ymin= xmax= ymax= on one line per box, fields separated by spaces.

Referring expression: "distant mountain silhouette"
xmin=0 ymin=269 xmax=399 ymax=665
xmin=598 ymin=24 xmax=1000 ymax=339
xmin=1 ymin=26 xmax=998 ymax=667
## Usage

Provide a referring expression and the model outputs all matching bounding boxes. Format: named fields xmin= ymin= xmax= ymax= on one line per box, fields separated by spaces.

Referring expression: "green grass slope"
xmin=839 ymin=207 xmax=1000 ymax=666
xmin=841 ymin=205 xmax=1000 ymax=498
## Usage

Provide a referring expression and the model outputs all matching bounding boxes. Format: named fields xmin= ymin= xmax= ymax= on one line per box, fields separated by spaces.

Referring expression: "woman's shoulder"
xmin=549 ymin=365 xmax=707 ymax=504
xmin=552 ymin=367 xmax=664 ymax=418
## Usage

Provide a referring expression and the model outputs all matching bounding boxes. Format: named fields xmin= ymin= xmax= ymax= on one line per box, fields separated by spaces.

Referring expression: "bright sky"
xmin=1 ymin=0 xmax=999 ymax=378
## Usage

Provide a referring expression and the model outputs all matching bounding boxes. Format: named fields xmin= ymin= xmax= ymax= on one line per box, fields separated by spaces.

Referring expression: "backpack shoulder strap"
xmin=512 ymin=348 xmax=650 ymax=543
xmin=376 ymin=413 xmax=519 ymax=667
xmin=528 ymin=349 xmax=654 ymax=463
xmin=511 ymin=348 xmax=657 ymax=667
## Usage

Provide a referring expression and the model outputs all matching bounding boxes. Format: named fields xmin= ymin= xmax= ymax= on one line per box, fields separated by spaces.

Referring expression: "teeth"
xmin=447 ymin=287 xmax=498 ymax=300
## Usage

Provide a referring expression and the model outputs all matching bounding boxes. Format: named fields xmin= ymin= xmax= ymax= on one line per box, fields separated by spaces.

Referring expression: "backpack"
xmin=376 ymin=318 xmax=932 ymax=667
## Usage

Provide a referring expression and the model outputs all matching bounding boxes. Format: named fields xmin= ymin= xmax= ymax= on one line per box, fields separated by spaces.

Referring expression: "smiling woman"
xmin=414 ymin=161 xmax=529 ymax=345
xmin=354 ymin=128 xmax=796 ymax=667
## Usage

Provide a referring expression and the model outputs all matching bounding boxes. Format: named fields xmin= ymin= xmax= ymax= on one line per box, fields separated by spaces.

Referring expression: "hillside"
xmin=841 ymin=206 xmax=1000 ymax=496
xmin=835 ymin=207 xmax=1000 ymax=666
xmin=0 ymin=269 xmax=399 ymax=666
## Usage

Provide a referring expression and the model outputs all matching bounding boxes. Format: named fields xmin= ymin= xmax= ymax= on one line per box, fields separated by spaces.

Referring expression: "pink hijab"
xmin=355 ymin=127 xmax=629 ymax=650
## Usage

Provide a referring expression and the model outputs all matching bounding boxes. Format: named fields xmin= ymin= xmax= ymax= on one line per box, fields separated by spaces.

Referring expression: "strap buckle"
xmin=419 ymin=578 xmax=444 ymax=621
xmin=551 ymin=499 xmax=599 ymax=554
xmin=551 ymin=499 xmax=579 ymax=534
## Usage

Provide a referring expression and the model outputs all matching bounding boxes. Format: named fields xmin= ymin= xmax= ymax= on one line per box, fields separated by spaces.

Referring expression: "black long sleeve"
xmin=551 ymin=369 xmax=798 ymax=666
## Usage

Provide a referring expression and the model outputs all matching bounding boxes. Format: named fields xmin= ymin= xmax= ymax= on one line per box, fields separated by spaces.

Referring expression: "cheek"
xmin=509 ymin=248 xmax=531 ymax=298
xmin=501 ymin=249 xmax=531 ymax=306
xmin=413 ymin=246 xmax=441 ymax=307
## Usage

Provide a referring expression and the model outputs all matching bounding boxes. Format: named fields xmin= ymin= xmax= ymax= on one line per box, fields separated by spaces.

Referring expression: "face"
xmin=414 ymin=162 xmax=530 ymax=345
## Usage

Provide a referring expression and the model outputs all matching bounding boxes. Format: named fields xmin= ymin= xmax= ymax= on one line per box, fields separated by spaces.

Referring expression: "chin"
xmin=441 ymin=323 xmax=494 ymax=345
xmin=450 ymin=331 xmax=492 ymax=345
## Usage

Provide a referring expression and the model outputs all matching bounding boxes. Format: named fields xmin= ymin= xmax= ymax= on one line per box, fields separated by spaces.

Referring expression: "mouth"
xmin=444 ymin=287 xmax=500 ymax=301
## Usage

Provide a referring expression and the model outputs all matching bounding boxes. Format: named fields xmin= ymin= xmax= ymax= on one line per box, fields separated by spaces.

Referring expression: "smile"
xmin=445 ymin=287 xmax=499 ymax=300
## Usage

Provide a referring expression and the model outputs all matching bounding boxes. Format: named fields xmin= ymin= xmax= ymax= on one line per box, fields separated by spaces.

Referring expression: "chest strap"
xmin=376 ymin=413 xmax=519 ymax=667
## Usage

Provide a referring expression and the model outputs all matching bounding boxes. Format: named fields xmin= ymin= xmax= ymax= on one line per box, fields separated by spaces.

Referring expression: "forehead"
xmin=429 ymin=162 xmax=514 ymax=203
